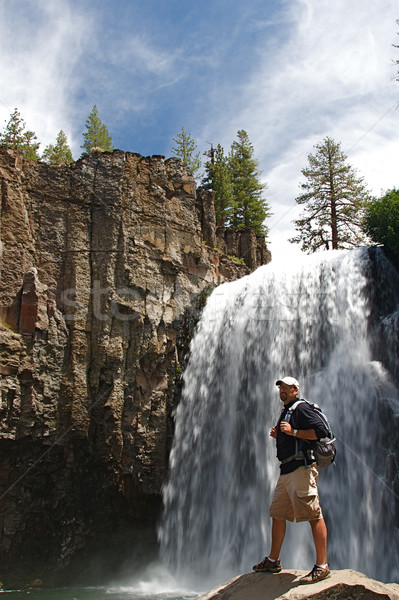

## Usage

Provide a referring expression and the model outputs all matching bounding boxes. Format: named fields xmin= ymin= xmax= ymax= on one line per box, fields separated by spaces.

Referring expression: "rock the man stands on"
xmin=253 ymin=376 xmax=330 ymax=584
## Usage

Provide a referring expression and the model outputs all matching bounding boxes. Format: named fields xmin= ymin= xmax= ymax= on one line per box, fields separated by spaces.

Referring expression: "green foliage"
xmin=0 ymin=108 xmax=40 ymax=160
xmin=202 ymin=144 xmax=234 ymax=226
xmin=290 ymin=137 xmax=371 ymax=253
xmin=171 ymin=126 xmax=202 ymax=179
xmin=202 ymin=131 xmax=271 ymax=236
xmin=81 ymin=105 xmax=114 ymax=155
xmin=364 ymin=188 xmax=399 ymax=256
xmin=228 ymin=255 xmax=246 ymax=265
xmin=228 ymin=130 xmax=270 ymax=236
xmin=42 ymin=130 xmax=73 ymax=165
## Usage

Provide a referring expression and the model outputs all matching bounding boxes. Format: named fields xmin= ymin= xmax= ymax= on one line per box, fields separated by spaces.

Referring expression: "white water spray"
xmin=159 ymin=248 xmax=399 ymax=586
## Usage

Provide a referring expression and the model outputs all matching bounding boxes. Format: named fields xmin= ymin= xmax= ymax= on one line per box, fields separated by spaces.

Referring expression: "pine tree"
xmin=171 ymin=126 xmax=202 ymax=179
xmin=0 ymin=108 xmax=40 ymax=160
xmin=42 ymin=130 xmax=73 ymax=165
xmin=81 ymin=105 xmax=114 ymax=155
xmin=227 ymin=130 xmax=270 ymax=236
xmin=290 ymin=137 xmax=371 ymax=253
xmin=202 ymin=144 xmax=235 ymax=227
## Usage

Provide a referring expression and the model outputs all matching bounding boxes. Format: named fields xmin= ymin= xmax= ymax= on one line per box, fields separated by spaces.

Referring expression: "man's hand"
xmin=279 ymin=422 xmax=318 ymax=440
xmin=280 ymin=420 xmax=293 ymax=435
xmin=270 ymin=426 xmax=277 ymax=439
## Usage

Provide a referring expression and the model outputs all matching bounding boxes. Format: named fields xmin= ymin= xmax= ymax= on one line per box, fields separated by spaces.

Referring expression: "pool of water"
xmin=1 ymin=587 xmax=200 ymax=600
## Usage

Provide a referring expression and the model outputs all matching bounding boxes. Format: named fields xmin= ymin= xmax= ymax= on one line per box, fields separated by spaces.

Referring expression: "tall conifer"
xmin=81 ymin=105 xmax=114 ymax=155
xmin=0 ymin=108 xmax=40 ymax=160
xmin=171 ymin=126 xmax=202 ymax=179
xmin=290 ymin=137 xmax=371 ymax=252
xmin=202 ymin=144 xmax=234 ymax=227
xmin=42 ymin=130 xmax=73 ymax=165
xmin=228 ymin=130 xmax=270 ymax=236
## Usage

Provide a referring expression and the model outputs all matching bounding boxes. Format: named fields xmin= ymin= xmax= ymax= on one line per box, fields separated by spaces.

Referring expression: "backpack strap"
xmin=284 ymin=400 xmax=305 ymax=422
xmin=280 ymin=440 xmax=304 ymax=465
xmin=280 ymin=400 xmax=307 ymax=465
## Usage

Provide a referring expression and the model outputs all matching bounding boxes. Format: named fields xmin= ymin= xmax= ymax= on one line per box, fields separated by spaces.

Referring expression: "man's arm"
xmin=279 ymin=421 xmax=317 ymax=440
xmin=296 ymin=402 xmax=330 ymax=439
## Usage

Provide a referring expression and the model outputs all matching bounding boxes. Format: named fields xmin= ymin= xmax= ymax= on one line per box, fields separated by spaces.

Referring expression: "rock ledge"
xmin=198 ymin=569 xmax=399 ymax=600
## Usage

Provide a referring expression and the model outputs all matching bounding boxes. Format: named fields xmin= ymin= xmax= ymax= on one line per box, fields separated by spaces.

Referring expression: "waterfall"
xmin=159 ymin=247 xmax=399 ymax=587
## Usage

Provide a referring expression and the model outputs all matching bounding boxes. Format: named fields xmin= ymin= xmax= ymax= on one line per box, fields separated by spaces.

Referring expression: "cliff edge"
xmin=0 ymin=147 xmax=269 ymax=587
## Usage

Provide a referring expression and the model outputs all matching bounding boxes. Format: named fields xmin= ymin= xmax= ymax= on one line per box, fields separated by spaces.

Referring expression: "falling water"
xmin=159 ymin=247 xmax=399 ymax=587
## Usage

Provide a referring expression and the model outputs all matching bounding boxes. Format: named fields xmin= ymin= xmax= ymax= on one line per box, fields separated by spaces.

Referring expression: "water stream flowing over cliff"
xmin=159 ymin=247 xmax=399 ymax=587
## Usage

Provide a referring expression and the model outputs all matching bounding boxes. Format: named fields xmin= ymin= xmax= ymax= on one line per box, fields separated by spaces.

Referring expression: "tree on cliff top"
xmin=290 ymin=137 xmax=371 ymax=253
xmin=202 ymin=144 xmax=235 ymax=227
xmin=81 ymin=105 xmax=114 ymax=155
xmin=42 ymin=130 xmax=74 ymax=165
xmin=171 ymin=126 xmax=202 ymax=179
xmin=364 ymin=188 xmax=399 ymax=258
xmin=0 ymin=108 xmax=40 ymax=160
xmin=228 ymin=130 xmax=271 ymax=236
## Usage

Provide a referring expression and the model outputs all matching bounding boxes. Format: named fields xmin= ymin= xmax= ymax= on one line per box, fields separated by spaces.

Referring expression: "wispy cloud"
xmin=199 ymin=0 xmax=399 ymax=257
xmin=228 ymin=0 xmax=397 ymax=149
xmin=119 ymin=35 xmax=179 ymax=77
xmin=0 ymin=1 xmax=94 ymax=153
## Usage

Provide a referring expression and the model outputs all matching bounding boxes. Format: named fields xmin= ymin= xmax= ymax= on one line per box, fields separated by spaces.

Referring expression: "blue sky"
xmin=0 ymin=0 xmax=398 ymax=259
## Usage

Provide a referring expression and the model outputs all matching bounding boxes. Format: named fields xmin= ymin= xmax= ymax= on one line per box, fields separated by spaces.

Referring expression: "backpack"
xmin=282 ymin=399 xmax=336 ymax=468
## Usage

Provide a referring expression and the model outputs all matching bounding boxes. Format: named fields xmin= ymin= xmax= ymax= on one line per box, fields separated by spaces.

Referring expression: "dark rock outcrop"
xmin=0 ymin=147 xmax=270 ymax=587
xmin=216 ymin=225 xmax=271 ymax=269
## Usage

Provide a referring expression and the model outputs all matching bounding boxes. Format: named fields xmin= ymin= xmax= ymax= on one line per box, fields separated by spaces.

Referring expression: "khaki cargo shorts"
xmin=269 ymin=464 xmax=323 ymax=522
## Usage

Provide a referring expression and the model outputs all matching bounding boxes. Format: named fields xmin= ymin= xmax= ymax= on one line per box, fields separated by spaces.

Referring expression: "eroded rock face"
xmin=216 ymin=225 xmax=271 ymax=269
xmin=0 ymin=148 xmax=267 ymax=587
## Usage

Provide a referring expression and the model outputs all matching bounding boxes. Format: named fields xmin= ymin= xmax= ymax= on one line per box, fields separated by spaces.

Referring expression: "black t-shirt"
xmin=275 ymin=398 xmax=329 ymax=474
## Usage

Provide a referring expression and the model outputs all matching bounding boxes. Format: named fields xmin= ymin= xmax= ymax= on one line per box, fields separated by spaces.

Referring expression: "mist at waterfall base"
xmin=1 ymin=565 xmax=199 ymax=600
xmin=2 ymin=564 xmax=199 ymax=600
xmin=158 ymin=246 xmax=399 ymax=591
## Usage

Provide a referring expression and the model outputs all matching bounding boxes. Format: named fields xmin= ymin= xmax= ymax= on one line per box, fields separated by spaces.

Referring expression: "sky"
xmin=0 ymin=0 xmax=398 ymax=261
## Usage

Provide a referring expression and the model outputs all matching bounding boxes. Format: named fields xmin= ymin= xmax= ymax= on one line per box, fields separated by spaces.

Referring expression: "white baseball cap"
xmin=276 ymin=377 xmax=300 ymax=389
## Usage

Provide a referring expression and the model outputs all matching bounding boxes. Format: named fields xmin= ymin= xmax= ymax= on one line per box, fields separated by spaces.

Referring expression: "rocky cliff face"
xmin=0 ymin=147 xmax=269 ymax=587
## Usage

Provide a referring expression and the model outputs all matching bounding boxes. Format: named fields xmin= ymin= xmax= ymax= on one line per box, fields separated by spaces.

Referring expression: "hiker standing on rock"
xmin=253 ymin=376 xmax=331 ymax=584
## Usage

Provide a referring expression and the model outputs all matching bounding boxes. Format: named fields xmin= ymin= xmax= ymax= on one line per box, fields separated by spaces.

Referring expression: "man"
xmin=253 ymin=376 xmax=330 ymax=584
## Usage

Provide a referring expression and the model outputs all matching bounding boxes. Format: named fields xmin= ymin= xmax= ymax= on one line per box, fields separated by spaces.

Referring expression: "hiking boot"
xmin=299 ymin=564 xmax=330 ymax=584
xmin=253 ymin=556 xmax=282 ymax=573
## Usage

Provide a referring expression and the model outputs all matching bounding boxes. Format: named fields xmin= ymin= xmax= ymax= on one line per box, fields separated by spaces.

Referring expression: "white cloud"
xmin=0 ymin=1 xmax=93 ymax=154
xmin=0 ymin=2 xmax=188 ymax=155
xmin=201 ymin=0 xmax=399 ymax=261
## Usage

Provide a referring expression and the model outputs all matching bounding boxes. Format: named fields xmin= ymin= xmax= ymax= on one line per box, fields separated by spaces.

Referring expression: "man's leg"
xmin=298 ymin=517 xmax=330 ymax=584
xmin=254 ymin=474 xmax=290 ymax=571
xmin=309 ymin=517 xmax=327 ymax=565
xmin=269 ymin=518 xmax=286 ymax=560
xmin=253 ymin=518 xmax=286 ymax=572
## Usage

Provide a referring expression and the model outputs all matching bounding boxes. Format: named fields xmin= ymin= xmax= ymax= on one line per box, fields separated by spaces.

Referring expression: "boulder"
xmin=198 ymin=570 xmax=399 ymax=600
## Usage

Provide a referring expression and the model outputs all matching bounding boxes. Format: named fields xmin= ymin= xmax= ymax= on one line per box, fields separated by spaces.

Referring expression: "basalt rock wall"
xmin=0 ymin=148 xmax=269 ymax=587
